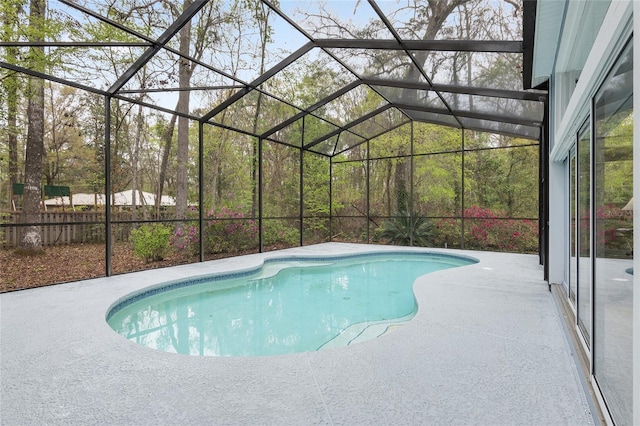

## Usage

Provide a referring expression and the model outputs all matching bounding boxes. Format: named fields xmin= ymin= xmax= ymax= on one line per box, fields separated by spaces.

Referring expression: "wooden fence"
xmin=0 ymin=212 xmax=162 ymax=248
xmin=2 ymin=212 xmax=105 ymax=248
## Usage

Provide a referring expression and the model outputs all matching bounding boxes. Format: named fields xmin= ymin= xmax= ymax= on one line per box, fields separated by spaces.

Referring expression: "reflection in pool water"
xmin=107 ymin=253 xmax=475 ymax=356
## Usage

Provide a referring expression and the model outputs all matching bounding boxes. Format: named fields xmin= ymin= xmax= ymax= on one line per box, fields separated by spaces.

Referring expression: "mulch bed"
xmin=0 ymin=244 xmax=185 ymax=292
xmin=0 ymin=243 xmax=293 ymax=292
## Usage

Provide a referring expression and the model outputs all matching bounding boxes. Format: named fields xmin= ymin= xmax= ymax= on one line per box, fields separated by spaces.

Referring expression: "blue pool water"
xmin=107 ymin=252 xmax=475 ymax=356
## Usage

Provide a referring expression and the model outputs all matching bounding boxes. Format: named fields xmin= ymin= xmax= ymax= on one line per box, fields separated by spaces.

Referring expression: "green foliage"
xmin=332 ymin=161 xmax=365 ymax=216
xmin=413 ymin=153 xmax=461 ymax=216
xmin=201 ymin=126 xmax=254 ymax=213
xmin=303 ymin=152 xmax=330 ymax=244
xmin=303 ymin=152 xmax=330 ymax=217
xmin=377 ymin=212 xmax=435 ymax=247
xmin=395 ymin=178 xmax=409 ymax=213
xmin=263 ymin=221 xmax=300 ymax=248
xmin=262 ymin=141 xmax=300 ymax=217
xmin=464 ymin=138 xmax=539 ymax=218
xmin=413 ymin=123 xmax=462 ymax=153
xmin=129 ymin=223 xmax=172 ymax=263
xmin=303 ymin=217 xmax=330 ymax=244
xmin=432 ymin=217 xmax=462 ymax=249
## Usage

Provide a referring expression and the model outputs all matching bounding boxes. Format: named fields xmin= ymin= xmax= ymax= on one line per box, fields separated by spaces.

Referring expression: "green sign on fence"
xmin=12 ymin=183 xmax=24 ymax=195
xmin=44 ymin=185 xmax=71 ymax=197
xmin=12 ymin=184 xmax=70 ymax=197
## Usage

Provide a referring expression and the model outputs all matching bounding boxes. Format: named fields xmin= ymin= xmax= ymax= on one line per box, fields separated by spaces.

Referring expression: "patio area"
xmin=1 ymin=243 xmax=596 ymax=425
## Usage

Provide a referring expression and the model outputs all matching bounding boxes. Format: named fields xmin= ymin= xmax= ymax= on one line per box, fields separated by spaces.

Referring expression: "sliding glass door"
xmin=593 ymin=40 xmax=633 ymax=426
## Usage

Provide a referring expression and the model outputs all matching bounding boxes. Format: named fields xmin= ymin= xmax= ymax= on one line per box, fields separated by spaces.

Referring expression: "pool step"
xmin=249 ymin=261 xmax=334 ymax=280
xmin=318 ymin=313 xmax=414 ymax=350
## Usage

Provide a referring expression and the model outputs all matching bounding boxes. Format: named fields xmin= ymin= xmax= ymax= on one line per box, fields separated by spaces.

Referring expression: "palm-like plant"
xmin=379 ymin=212 xmax=435 ymax=247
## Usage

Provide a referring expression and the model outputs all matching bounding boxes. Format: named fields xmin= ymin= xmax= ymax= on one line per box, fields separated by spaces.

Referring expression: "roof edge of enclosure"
xmin=0 ymin=0 xmax=547 ymax=157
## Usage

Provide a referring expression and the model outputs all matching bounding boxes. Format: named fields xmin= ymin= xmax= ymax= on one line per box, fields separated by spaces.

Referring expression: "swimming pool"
xmin=107 ymin=252 xmax=476 ymax=356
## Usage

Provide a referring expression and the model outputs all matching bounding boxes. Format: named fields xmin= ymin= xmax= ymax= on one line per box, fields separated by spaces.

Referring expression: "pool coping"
xmin=1 ymin=243 xmax=597 ymax=425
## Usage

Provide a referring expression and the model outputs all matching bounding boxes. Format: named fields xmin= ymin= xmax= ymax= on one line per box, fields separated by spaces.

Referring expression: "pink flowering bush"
xmin=170 ymin=223 xmax=199 ymax=255
xmin=170 ymin=206 xmax=259 ymax=255
xmin=434 ymin=206 xmax=538 ymax=253
xmin=580 ymin=204 xmax=633 ymax=255
xmin=203 ymin=207 xmax=259 ymax=254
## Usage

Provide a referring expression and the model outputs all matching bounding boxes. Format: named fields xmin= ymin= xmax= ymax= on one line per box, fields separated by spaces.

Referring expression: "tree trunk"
xmin=175 ymin=0 xmax=193 ymax=220
xmin=391 ymin=1 xmax=471 ymax=217
xmin=7 ymin=74 xmax=19 ymax=203
xmin=20 ymin=0 xmax=46 ymax=251
xmin=250 ymin=3 xmax=271 ymax=220
xmin=385 ymin=160 xmax=392 ymax=216
xmin=156 ymin=0 xmax=218 ymax=219
xmin=394 ymin=159 xmax=408 ymax=214
xmin=155 ymin=113 xmax=177 ymax=217
xmin=132 ymin=103 xmax=144 ymax=221
xmin=250 ymin=107 xmax=261 ymax=220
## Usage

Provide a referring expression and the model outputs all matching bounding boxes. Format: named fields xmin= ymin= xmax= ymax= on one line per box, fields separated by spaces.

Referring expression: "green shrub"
xmin=377 ymin=212 xmax=435 ymax=247
xmin=263 ymin=221 xmax=299 ymax=247
xmin=129 ymin=223 xmax=172 ymax=262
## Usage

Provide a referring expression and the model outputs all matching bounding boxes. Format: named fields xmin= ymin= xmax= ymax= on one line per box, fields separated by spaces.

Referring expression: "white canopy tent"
xmin=44 ymin=190 xmax=176 ymax=208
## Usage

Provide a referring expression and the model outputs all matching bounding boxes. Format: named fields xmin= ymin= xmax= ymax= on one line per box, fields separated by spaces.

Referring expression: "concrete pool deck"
xmin=1 ymin=243 xmax=596 ymax=425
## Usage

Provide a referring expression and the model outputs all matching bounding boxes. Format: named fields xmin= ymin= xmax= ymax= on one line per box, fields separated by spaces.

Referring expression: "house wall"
xmin=633 ymin=4 xmax=639 ymax=425
xmin=546 ymin=1 xmax=637 ymax=424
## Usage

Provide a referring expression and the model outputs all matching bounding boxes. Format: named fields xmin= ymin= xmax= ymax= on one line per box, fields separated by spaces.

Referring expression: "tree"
xmin=303 ymin=151 xmax=330 ymax=241
xmin=156 ymin=113 xmax=177 ymax=216
xmin=174 ymin=0 xmax=193 ymax=220
xmin=248 ymin=0 xmax=274 ymax=219
xmin=78 ymin=91 xmax=107 ymax=196
xmin=152 ymin=0 xmax=224 ymax=219
xmin=296 ymin=0 xmax=528 ymax=246
xmin=42 ymin=85 xmax=94 ymax=188
xmin=1 ymin=0 xmax=22 ymax=206
xmin=20 ymin=0 xmax=46 ymax=252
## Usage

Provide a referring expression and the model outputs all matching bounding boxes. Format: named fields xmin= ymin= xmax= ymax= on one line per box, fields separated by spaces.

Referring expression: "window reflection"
xmin=593 ymin=40 xmax=633 ymax=426
xmin=577 ymin=124 xmax=591 ymax=344
xmin=569 ymin=154 xmax=577 ymax=305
